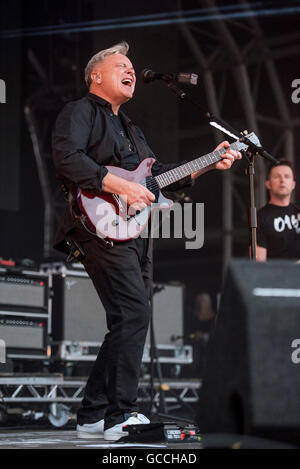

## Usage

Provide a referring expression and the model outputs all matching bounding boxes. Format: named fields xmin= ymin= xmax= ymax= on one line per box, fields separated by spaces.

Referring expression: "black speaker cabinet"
xmin=198 ymin=259 xmax=300 ymax=445
xmin=52 ymin=270 xmax=107 ymax=342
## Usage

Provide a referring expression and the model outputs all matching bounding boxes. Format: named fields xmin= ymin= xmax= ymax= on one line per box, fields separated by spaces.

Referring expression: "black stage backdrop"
xmin=0 ymin=0 xmax=299 ymax=322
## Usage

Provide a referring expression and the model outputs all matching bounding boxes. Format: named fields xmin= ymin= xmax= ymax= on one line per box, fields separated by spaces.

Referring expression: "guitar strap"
xmin=126 ymin=122 xmax=147 ymax=162
xmin=89 ymin=101 xmax=148 ymax=162
xmin=119 ymin=112 xmax=149 ymax=162
xmin=119 ymin=113 xmax=154 ymax=259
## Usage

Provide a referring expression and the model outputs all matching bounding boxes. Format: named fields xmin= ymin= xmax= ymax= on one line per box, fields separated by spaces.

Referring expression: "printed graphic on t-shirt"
xmin=273 ymin=214 xmax=300 ymax=234
xmin=257 ymin=203 xmax=300 ymax=259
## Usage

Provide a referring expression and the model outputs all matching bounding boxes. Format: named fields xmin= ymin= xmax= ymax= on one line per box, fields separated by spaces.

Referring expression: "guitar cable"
xmin=78 ymin=214 xmax=114 ymax=249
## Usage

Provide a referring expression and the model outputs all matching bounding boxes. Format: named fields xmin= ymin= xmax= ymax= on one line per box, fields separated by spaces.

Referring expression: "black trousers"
xmin=71 ymin=228 xmax=152 ymax=429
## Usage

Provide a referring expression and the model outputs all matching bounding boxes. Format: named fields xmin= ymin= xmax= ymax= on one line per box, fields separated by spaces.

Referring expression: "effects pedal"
xmin=119 ymin=422 xmax=201 ymax=443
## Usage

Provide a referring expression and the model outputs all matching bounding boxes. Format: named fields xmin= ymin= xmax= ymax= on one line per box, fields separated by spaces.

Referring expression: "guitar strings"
xmin=123 ymin=143 xmax=240 ymax=194
xmin=144 ymin=147 xmax=230 ymax=192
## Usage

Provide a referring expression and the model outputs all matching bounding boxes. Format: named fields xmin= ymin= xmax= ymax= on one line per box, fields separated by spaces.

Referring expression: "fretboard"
xmin=155 ymin=141 xmax=241 ymax=189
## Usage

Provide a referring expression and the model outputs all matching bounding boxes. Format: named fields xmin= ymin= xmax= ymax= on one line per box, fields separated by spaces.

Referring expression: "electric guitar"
xmin=77 ymin=133 xmax=259 ymax=242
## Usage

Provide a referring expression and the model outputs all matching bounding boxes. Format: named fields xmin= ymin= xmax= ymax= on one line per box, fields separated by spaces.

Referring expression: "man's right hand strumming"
xmin=102 ymin=172 xmax=155 ymax=212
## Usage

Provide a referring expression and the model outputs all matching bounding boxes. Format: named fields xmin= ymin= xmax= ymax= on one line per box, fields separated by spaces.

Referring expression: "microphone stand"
xmin=147 ymin=280 xmax=196 ymax=423
xmin=244 ymin=148 xmax=258 ymax=260
xmin=159 ymin=77 xmax=279 ymax=261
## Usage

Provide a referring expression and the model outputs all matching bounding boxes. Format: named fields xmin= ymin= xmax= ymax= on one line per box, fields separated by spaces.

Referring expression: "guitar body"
xmin=77 ymin=157 xmax=173 ymax=241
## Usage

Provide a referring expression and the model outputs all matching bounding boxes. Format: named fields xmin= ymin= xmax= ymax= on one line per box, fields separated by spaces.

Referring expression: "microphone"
xmin=141 ymin=69 xmax=198 ymax=85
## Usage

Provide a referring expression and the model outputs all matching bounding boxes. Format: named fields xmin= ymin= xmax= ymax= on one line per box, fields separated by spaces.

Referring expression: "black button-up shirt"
xmin=52 ymin=92 xmax=191 ymax=251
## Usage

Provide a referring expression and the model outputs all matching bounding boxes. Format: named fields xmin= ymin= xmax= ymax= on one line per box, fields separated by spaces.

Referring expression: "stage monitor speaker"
xmin=197 ymin=259 xmax=300 ymax=445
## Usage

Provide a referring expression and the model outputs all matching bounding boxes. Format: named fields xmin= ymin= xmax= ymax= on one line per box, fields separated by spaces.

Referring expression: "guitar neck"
xmin=155 ymin=141 xmax=241 ymax=189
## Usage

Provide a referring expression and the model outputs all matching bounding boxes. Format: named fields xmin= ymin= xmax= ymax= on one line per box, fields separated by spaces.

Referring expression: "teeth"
xmin=122 ymin=78 xmax=132 ymax=85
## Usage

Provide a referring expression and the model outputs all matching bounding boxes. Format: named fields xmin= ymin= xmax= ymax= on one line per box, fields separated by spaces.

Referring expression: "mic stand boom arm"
xmin=162 ymin=80 xmax=280 ymax=261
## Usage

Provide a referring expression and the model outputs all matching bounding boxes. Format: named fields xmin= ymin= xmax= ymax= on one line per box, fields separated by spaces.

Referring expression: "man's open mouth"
xmin=121 ymin=78 xmax=133 ymax=87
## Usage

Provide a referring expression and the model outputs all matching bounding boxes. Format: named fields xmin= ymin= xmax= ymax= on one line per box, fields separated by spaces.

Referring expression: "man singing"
xmin=52 ymin=41 xmax=241 ymax=441
xmin=256 ymin=160 xmax=300 ymax=261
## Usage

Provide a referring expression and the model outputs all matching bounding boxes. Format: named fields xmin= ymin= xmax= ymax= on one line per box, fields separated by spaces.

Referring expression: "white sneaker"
xmin=76 ymin=419 xmax=104 ymax=438
xmin=104 ymin=413 xmax=150 ymax=441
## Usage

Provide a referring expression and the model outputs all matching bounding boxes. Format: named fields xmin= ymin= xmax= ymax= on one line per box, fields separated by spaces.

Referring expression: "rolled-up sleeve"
xmin=52 ymin=100 xmax=108 ymax=193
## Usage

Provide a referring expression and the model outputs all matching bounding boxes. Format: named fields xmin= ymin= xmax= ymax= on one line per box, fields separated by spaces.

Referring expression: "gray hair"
xmin=85 ymin=41 xmax=129 ymax=88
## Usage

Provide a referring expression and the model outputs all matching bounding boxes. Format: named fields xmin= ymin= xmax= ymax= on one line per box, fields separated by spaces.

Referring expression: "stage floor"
xmin=0 ymin=429 xmax=203 ymax=449
xmin=0 ymin=428 xmax=298 ymax=449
